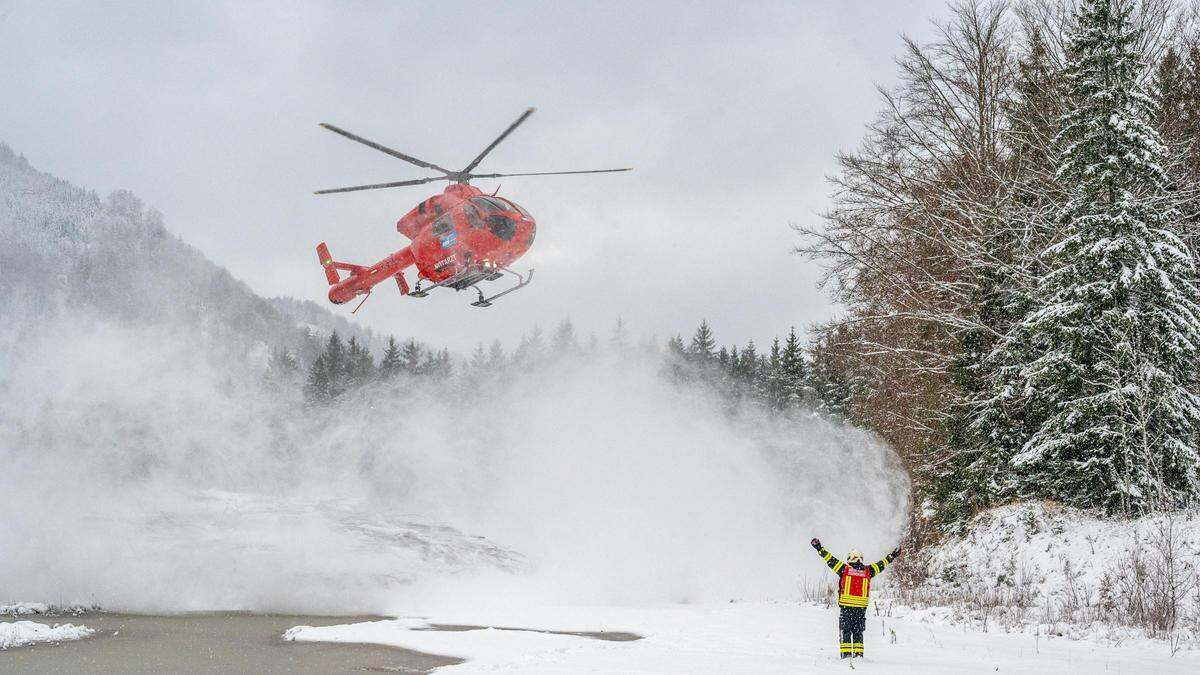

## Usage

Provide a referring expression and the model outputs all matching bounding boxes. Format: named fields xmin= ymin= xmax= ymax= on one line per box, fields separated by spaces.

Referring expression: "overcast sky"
xmin=2 ymin=0 xmax=947 ymax=352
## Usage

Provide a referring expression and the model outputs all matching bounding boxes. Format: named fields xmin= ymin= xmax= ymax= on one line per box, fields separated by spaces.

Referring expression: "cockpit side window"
xmin=431 ymin=213 xmax=454 ymax=237
xmin=463 ymin=203 xmax=484 ymax=230
xmin=486 ymin=214 xmax=516 ymax=241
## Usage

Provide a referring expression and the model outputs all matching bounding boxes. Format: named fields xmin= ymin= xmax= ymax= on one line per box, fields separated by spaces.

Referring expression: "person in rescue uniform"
xmin=810 ymin=537 xmax=901 ymax=659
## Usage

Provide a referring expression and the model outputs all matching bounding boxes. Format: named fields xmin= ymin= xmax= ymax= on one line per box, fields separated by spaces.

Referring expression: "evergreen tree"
xmin=805 ymin=326 xmax=857 ymax=420
xmin=423 ymin=348 xmax=453 ymax=379
xmin=688 ymin=320 xmax=716 ymax=363
xmin=305 ymin=353 xmax=333 ymax=402
xmin=610 ymin=316 xmax=629 ymax=350
xmin=346 ymin=336 xmax=374 ymax=386
xmin=950 ymin=25 xmax=1070 ymax=523
xmin=266 ymin=346 xmax=299 ymax=388
xmin=514 ymin=325 xmax=546 ymax=368
xmin=400 ymin=339 xmax=423 ymax=375
xmin=322 ymin=332 xmax=348 ymax=399
xmin=666 ymin=334 xmax=686 ymax=357
xmin=779 ymin=327 xmax=807 ymax=409
xmin=764 ymin=337 xmax=783 ymax=410
xmin=487 ymin=339 xmax=507 ymax=370
xmin=552 ymin=319 xmax=578 ymax=356
xmin=380 ymin=336 xmax=403 ymax=379
xmin=738 ymin=340 xmax=758 ymax=386
xmin=1011 ymin=0 xmax=1200 ymax=513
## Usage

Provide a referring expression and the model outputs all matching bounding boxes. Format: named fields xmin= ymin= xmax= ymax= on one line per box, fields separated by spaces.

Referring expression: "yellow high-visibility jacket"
xmin=813 ymin=544 xmax=896 ymax=608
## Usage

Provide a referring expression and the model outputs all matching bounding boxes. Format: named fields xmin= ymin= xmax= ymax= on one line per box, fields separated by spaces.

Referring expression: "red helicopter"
xmin=314 ymin=108 xmax=630 ymax=310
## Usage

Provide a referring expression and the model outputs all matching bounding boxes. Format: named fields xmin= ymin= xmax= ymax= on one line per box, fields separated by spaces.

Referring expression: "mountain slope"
xmin=0 ymin=143 xmax=373 ymax=361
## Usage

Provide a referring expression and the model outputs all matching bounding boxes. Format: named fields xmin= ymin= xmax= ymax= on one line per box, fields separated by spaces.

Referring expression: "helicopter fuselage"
xmin=321 ymin=183 xmax=536 ymax=305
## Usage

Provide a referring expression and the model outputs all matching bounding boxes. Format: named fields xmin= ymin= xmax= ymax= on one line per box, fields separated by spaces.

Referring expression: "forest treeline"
xmin=269 ymin=318 xmax=855 ymax=422
xmin=798 ymin=0 xmax=1200 ymax=532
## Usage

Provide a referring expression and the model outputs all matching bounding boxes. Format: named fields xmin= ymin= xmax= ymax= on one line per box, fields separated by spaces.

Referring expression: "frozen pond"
xmin=0 ymin=612 xmax=462 ymax=674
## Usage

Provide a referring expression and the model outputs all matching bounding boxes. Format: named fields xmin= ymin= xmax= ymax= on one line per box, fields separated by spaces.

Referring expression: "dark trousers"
xmin=838 ymin=606 xmax=866 ymax=657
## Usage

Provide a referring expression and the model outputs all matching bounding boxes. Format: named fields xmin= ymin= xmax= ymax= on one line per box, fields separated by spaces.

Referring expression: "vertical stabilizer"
xmin=316 ymin=242 xmax=340 ymax=285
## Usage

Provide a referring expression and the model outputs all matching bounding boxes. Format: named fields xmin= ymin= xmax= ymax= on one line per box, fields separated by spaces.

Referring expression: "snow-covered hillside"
xmin=894 ymin=502 xmax=1200 ymax=643
xmin=0 ymin=143 xmax=374 ymax=359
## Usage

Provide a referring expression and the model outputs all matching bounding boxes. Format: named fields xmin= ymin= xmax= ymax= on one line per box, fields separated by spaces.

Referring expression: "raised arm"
xmin=810 ymin=538 xmax=845 ymax=574
xmin=869 ymin=547 xmax=902 ymax=577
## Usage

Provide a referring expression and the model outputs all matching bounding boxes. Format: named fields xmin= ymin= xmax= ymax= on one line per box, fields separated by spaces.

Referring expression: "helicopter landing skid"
xmin=407 ymin=266 xmax=533 ymax=306
xmin=471 ymin=268 xmax=534 ymax=308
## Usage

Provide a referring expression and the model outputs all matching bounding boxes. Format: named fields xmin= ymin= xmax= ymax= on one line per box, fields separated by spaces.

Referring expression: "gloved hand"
xmin=891 ymin=546 xmax=902 ymax=558
xmin=811 ymin=538 xmax=822 ymax=549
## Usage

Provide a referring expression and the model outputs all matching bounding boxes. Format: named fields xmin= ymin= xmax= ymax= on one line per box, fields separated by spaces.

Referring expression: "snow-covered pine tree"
xmin=738 ymin=340 xmax=758 ymax=388
xmin=804 ymin=324 xmax=858 ymax=420
xmin=716 ymin=346 xmax=730 ymax=371
xmin=1013 ymin=0 xmax=1200 ymax=514
xmin=950 ymin=25 xmax=1069 ymax=522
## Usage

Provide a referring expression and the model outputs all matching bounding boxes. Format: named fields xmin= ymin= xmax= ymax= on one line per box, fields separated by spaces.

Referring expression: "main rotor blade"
xmin=468 ymin=168 xmax=633 ymax=179
xmin=319 ymin=123 xmax=455 ymax=174
xmin=460 ymin=107 xmax=537 ymax=174
xmin=314 ymin=176 xmax=445 ymax=195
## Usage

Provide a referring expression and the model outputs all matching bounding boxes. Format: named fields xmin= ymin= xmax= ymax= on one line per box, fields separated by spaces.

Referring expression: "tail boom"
xmin=316 ymin=242 xmax=415 ymax=305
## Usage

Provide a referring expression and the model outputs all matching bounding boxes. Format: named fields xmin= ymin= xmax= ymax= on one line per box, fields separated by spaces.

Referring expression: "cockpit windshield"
xmin=470 ymin=196 xmax=512 ymax=213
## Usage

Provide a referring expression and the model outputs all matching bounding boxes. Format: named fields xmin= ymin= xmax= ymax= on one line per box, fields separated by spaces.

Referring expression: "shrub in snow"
xmin=889 ymin=502 xmax=1200 ymax=643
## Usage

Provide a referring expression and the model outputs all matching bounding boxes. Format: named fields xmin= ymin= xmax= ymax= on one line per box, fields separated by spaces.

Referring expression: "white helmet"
xmin=847 ymin=550 xmax=864 ymax=564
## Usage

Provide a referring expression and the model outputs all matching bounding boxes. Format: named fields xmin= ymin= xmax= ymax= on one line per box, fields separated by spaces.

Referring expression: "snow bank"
xmin=0 ymin=602 xmax=100 ymax=616
xmin=894 ymin=502 xmax=1200 ymax=641
xmin=0 ymin=603 xmax=50 ymax=616
xmin=0 ymin=621 xmax=94 ymax=650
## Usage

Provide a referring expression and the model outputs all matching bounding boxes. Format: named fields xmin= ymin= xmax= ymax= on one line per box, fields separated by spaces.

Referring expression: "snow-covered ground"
xmin=0 ymin=621 xmax=94 ymax=650
xmin=283 ymin=600 xmax=1199 ymax=673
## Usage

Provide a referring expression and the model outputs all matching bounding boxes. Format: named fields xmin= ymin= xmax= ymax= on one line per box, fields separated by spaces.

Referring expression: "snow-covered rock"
xmin=0 ymin=621 xmax=94 ymax=650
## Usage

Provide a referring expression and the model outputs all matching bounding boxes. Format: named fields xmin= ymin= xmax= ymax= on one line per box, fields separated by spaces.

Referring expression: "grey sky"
xmin=2 ymin=0 xmax=946 ymax=352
